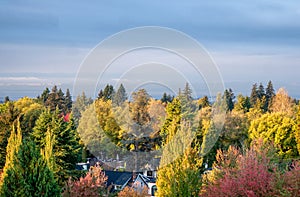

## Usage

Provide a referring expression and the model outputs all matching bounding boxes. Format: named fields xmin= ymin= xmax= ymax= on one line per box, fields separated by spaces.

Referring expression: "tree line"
xmin=0 ymin=80 xmax=299 ymax=196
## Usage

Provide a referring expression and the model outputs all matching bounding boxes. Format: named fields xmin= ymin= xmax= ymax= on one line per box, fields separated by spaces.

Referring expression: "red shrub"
xmin=63 ymin=166 xmax=107 ymax=197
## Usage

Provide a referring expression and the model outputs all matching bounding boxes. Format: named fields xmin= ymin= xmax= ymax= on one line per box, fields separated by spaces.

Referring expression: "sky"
xmin=0 ymin=0 xmax=300 ymax=100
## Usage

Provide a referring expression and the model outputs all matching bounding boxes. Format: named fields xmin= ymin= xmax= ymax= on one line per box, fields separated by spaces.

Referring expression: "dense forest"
xmin=0 ymin=81 xmax=299 ymax=196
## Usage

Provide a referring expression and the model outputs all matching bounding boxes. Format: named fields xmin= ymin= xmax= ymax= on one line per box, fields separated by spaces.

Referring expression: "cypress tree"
xmin=1 ymin=139 xmax=60 ymax=197
xmin=0 ymin=121 xmax=22 ymax=185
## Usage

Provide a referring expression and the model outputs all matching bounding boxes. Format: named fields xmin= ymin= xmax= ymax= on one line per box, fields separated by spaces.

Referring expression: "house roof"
xmin=104 ymin=171 xmax=132 ymax=186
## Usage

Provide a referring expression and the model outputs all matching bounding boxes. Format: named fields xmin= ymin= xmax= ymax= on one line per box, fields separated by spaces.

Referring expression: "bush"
xmin=63 ymin=166 xmax=107 ymax=197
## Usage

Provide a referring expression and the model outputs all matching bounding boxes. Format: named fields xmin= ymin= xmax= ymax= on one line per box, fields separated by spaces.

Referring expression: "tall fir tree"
xmin=65 ymin=88 xmax=72 ymax=113
xmin=250 ymin=83 xmax=258 ymax=107
xmin=257 ymin=83 xmax=265 ymax=100
xmin=32 ymin=109 xmax=81 ymax=185
xmin=223 ymin=89 xmax=235 ymax=112
xmin=1 ymin=139 xmax=60 ymax=197
xmin=266 ymin=80 xmax=275 ymax=110
xmin=38 ymin=87 xmax=50 ymax=104
xmin=113 ymin=84 xmax=127 ymax=106
xmin=98 ymin=84 xmax=115 ymax=101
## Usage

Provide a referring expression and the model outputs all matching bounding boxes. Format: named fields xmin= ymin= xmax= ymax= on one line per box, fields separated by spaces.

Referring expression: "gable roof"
xmin=104 ymin=171 xmax=132 ymax=187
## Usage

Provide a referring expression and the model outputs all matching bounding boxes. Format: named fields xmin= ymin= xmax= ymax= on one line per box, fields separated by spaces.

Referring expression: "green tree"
xmin=98 ymin=84 xmax=115 ymax=101
xmin=265 ymin=80 xmax=275 ymax=110
xmin=65 ymin=88 xmax=72 ymax=113
xmin=32 ymin=109 xmax=81 ymax=185
xmin=1 ymin=139 xmax=60 ymax=197
xmin=113 ymin=84 xmax=127 ymax=106
xmin=38 ymin=87 xmax=50 ymax=104
xmin=161 ymin=92 xmax=174 ymax=104
xmin=257 ymin=83 xmax=265 ymax=100
xmin=223 ymin=89 xmax=235 ymax=112
xmin=250 ymin=83 xmax=258 ymax=107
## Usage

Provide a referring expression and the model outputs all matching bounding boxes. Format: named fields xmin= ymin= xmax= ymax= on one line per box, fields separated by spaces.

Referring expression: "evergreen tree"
xmin=45 ymin=85 xmax=63 ymax=112
xmin=250 ymin=83 xmax=258 ymax=107
xmin=1 ymin=139 xmax=60 ymax=197
xmin=0 ymin=121 xmax=22 ymax=184
xmin=65 ymin=88 xmax=72 ymax=113
xmin=0 ymin=102 xmax=19 ymax=168
xmin=38 ymin=87 xmax=50 ymax=104
xmin=223 ymin=89 xmax=235 ymax=112
xmin=257 ymin=83 xmax=265 ymax=100
xmin=266 ymin=80 xmax=275 ymax=110
xmin=4 ymin=96 xmax=9 ymax=103
xmin=183 ymin=83 xmax=193 ymax=101
xmin=97 ymin=89 xmax=104 ymax=99
xmin=161 ymin=92 xmax=174 ymax=104
xmin=32 ymin=109 xmax=81 ymax=185
xmin=98 ymin=84 xmax=115 ymax=101
xmin=113 ymin=84 xmax=127 ymax=106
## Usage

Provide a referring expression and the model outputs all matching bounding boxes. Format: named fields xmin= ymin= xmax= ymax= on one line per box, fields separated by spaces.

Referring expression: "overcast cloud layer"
xmin=0 ymin=0 xmax=300 ymax=99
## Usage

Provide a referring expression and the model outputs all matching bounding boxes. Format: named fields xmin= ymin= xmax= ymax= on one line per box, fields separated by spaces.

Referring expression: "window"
xmin=147 ymin=171 xmax=153 ymax=177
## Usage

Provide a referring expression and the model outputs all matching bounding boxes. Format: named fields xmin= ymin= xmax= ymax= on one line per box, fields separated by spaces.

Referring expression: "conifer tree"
xmin=32 ymin=109 xmax=81 ymax=185
xmin=265 ymin=80 xmax=275 ymax=110
xmin=223 ymin=89 xmax=235 ymax=112
xmin=257 ymin=83 xmax=265 ymax=100
xmin=1 ymin=139 xmax=60 ymax=197
xmin=0 ymin=102 xmax=19 ymax=168
xmin=65 ymin=88 xmax=72 ymax=113
xmin=99 ymin=84 xmax=115 ymax=101
xmin=0 ymin=121 xmax=22 ymax=184
xmin=250 ymin=83 xmax=258 ymax=107
xmin=113 ymin=84 xmax=127 ymax=106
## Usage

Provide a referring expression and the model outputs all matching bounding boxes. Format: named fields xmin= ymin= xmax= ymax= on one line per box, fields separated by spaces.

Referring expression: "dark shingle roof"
xmin=104 ymin=171 xmax=132 ymax=186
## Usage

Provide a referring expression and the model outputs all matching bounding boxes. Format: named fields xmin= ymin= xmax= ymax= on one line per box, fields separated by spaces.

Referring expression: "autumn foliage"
xmin=117 ymin=186 xmax=149 ymax=197
xmin=201 ymin=141 xmax=300 ymax=197
xmin=63 ymin=166 xmax=107 ymax=197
